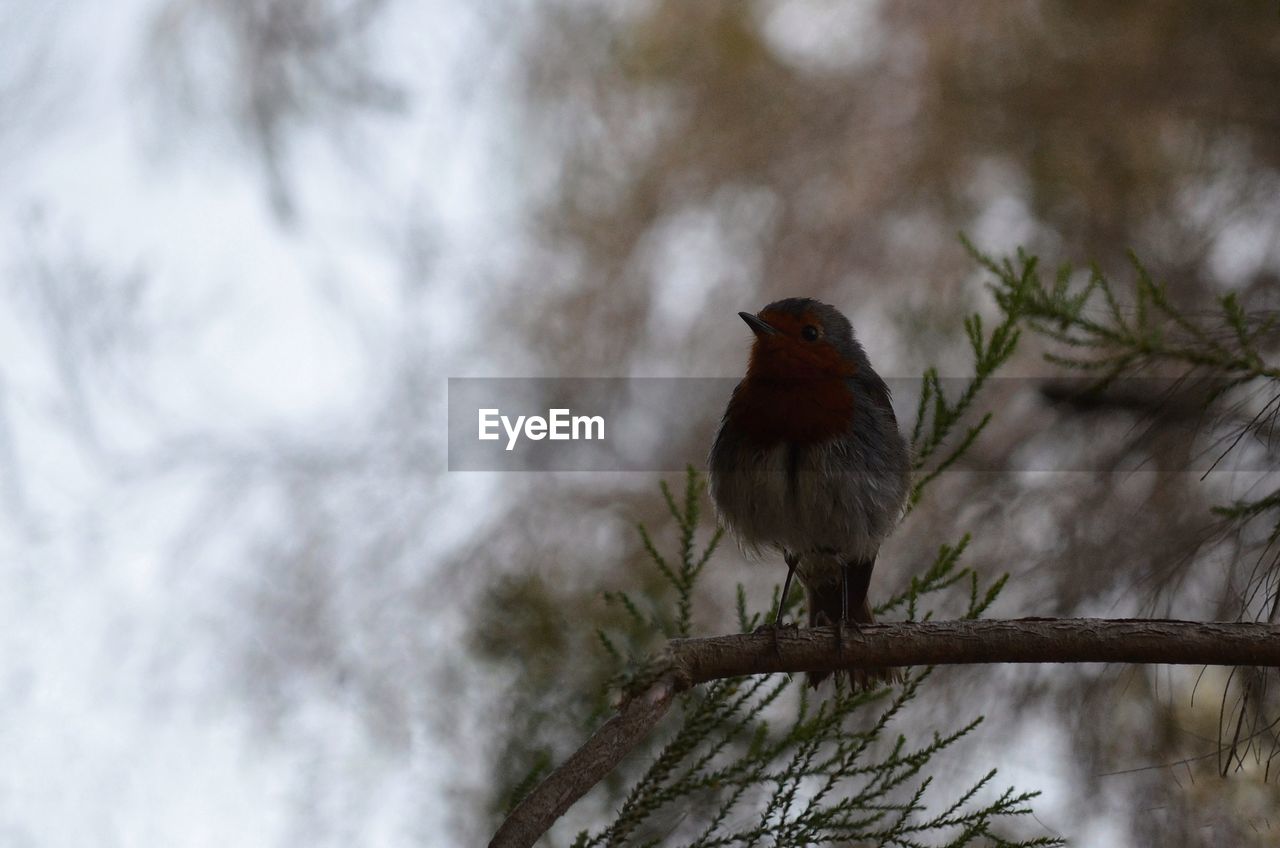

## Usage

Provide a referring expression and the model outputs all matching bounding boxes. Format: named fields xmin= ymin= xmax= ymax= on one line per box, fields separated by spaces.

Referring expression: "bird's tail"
xmin=805 ymin=560 xmax=902 ymax=691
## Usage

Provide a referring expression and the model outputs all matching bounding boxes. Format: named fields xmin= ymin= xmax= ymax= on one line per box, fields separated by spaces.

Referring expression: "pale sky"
xmin=0 ymin=2 xmax=520 ymax=844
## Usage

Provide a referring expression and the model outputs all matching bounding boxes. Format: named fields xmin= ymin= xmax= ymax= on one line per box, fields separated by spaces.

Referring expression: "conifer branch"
xmin=490 ymin=618 xmax=1280 ymax=848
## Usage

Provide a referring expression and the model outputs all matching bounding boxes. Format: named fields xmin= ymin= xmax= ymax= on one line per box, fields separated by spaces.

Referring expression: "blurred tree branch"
xmin=147 ymin=0 xmax=404 ymax=221
xmin=491 ymin=617 xmax=1280 ymax=848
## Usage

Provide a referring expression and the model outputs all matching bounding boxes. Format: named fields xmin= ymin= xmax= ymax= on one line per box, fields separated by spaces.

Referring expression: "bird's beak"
xmin=739 ymin=312 xmax=780 ymax=337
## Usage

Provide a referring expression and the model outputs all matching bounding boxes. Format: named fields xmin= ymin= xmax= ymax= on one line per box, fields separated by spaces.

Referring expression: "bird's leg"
xmin=776 ymin=553 xmax=798 ymax=629
xmin=840 ymin=566 xmax=849 ymax=625
xmin=836 ymin=567 xmax=847 ymax=656
xmin=755 ymin=552 xmax=800 ymax=660
xmin=773 ymin=553 xmax=801 ymax=658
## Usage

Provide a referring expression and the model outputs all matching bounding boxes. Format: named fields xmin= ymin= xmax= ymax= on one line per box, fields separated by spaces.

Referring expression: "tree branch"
xmin=488 ymin=674 xmax=680 ymax=848
xmin=489 ymin=617 xmax=1280 ymax=848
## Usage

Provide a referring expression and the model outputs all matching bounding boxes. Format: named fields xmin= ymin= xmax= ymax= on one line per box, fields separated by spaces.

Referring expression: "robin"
xmin=708 ymin=298 xmax=910 ymax=689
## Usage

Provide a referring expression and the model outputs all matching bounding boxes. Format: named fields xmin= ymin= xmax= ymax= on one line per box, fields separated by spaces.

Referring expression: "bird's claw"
xmin=754 ymin=620 xmax=799 ymax=659
xmin=753 ymin=619 xmax=799 ymax=635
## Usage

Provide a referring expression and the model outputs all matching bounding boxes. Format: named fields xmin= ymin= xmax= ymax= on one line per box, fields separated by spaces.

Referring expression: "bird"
xmin=708 ymin=298 xmax=910 ymax=690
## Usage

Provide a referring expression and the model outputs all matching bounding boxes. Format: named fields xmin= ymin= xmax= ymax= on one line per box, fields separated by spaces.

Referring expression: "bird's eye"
xmin=801 ymin=325 xmax=819 ymax=341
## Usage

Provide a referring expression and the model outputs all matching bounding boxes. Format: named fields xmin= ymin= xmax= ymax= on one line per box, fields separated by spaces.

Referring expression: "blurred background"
xmin=2 ymin=1 xmax=1279 ymax=845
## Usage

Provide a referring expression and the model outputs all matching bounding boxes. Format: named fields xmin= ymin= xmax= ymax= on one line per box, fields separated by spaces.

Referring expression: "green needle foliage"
xmin=965 ymin=237 xmax=1280 ymax=386
xmin=575 ymin=469 xmax=1055 ymax=848
xmin=967 ymin=239 xmax=1280 ymax=775
xmin=909 ymin=302 xmax=1024 ymax=509
xmin=966 ymin=237 xmax=1280 ymax=610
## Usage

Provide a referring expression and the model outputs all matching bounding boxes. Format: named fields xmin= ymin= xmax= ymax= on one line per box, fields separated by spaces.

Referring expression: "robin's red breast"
xmin=708 ymin=298 xmax=909 ymax=689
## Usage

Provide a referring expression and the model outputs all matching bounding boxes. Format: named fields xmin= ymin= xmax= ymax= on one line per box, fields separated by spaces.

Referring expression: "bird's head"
xmin=739 ymin=298 xmax=861 ymax=380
